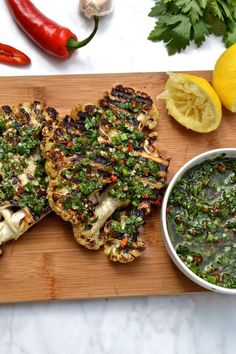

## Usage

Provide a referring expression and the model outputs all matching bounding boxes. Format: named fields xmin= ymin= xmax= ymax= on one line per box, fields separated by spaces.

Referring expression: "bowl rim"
xmin=161 ymin=148 xmax=236 ymax=295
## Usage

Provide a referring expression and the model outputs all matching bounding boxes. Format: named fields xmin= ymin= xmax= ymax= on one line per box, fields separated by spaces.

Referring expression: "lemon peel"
xmin=159 ymin=72 xmax=222 ymax=133
xmin=212 ymin=44 xmax=236 ymax=113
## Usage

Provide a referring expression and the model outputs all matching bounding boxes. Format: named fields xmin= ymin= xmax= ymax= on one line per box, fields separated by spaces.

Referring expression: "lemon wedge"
xmin=159 ymin=72 xmax=222 ymax=133
xmin=212 ymin=44 xmax=236 ymax=112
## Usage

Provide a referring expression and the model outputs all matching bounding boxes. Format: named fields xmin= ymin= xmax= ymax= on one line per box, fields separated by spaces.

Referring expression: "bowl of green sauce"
xmin=161 ymin=148 xmax=236 ymax=294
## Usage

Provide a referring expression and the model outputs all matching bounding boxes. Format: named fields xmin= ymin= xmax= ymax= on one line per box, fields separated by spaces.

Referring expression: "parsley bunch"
xmin=148 ymin=0 xmax=236 ymax=55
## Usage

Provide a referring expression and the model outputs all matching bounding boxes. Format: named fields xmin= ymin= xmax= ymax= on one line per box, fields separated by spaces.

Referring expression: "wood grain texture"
xmin=0 ymin=71 xmax=234 ymax=303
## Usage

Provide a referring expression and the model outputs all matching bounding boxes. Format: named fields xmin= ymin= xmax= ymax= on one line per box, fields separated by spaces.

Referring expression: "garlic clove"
xmin=80 ymin=0 xmax=113 ymax=19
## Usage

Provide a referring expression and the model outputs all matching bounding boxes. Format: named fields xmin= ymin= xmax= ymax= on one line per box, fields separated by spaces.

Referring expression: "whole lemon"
xmin=212 ymin=44 xmax=236 ymax=112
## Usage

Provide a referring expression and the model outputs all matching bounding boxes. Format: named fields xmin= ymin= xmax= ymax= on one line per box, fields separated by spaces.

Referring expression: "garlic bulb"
xmin=80 ymin=0 xmax=113 ymax=19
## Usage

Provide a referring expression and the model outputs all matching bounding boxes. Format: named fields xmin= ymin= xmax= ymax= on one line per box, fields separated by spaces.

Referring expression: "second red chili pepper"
xmin=0 ymin=43 xmax=30 ymax=65
xmin=6 ymin=0 xmax=99 ymax=59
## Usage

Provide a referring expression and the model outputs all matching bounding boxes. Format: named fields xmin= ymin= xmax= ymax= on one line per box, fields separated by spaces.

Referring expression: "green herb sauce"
xmin=167 ymin=157 xmax=236 ymax=289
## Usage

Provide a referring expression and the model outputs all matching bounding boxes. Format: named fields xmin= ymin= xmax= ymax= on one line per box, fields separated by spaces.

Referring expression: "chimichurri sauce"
xmin=167 ymin=157 xmax=236 ymax=289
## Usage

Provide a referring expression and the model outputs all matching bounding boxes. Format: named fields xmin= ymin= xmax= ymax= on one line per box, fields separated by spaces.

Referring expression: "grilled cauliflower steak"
xmin=45 ymin=85 xmax=169 ymax=262
xmin=0 ymin=101 xmax=58 ymax=250
xmin=41 ymin=104 xmax=100 ymax=178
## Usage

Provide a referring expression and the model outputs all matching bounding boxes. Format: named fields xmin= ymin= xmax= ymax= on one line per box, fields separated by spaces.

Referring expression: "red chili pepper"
xmin=142 ymin=193 xmax=149 ymax=199
xmin=67 ymin=141 xmax=73 ymax=147
xmin=6 ymin=0 xmax=99 ymax=59
xmin=120 ymin=237 xmax=128 ymax=248
xmin=0 ymin=43 xmax=30 ymax=66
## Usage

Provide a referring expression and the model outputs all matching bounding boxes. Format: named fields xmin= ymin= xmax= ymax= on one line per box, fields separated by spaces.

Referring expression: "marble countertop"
xmin=0 ymin=1 xmax=235 ymax=354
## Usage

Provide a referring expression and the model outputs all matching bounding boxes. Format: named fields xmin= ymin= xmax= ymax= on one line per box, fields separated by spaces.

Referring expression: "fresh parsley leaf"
xmin=224 ymin=24 xmax=236 ymax=47
xmin=148 ymin=14 xmax=192 ymax=55
xmin=148 ymin=21 xmax=166 ymax=42
xmin=148 ymin=0 xmax=236 ymax=55
xmin=207 ymin=0 xmax=225 ymax=21
xmin=203 ymin=10 xmax=227 ymax=36
xmin=193 ymin=20 xmax=209 ymax=46
xmin=175 ymin=0 xmax=205 ymax=24
xmin=148 ymin=2 xmax=166 ymax=17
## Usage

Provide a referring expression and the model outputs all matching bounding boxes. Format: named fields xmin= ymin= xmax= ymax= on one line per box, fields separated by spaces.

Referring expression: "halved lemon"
xmin=159 ymin=72 xmax=222 ymax=133
xmin=212 ymin=44 xmax=236 ymax=112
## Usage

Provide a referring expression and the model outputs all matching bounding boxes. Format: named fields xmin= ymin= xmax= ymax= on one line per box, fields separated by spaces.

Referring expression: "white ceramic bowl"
xmin=161 ymin=148 xmax=236 ymax=295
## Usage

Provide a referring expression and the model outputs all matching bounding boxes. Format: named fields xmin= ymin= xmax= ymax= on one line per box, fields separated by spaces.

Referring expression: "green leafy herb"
xmin=148 ymin=0 xmax=236 ymax=55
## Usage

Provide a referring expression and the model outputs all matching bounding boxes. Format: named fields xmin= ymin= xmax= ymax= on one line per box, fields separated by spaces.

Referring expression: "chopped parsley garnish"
xmin=0 ymin=110 xmax=49 ymax=216
xmin=110 ymin=215 xmax=144 ymax=237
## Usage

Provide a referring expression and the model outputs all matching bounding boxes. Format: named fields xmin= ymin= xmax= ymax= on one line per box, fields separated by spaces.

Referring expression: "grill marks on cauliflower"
xmin=41 ymin=104 xmax=99 ymax=178
xmin=0 ymin=102 xmax=58 ymax=251
xmin=44 ymin=85 xmax=169 ymax=263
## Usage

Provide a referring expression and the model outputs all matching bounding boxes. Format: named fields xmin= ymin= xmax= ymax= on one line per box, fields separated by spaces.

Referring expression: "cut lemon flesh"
xmin=212 ymin=44 xmax=236 ymax=113
xmin=159 ymin=72 xmax=222 ymax=133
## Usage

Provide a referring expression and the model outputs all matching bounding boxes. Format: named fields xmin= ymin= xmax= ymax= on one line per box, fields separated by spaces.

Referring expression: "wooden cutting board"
xmin=0 ymin=71 xmax=234 ymax=303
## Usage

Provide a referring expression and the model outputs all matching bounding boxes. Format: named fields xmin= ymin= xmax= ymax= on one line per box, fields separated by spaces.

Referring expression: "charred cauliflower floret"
xmin=0 ymin=101 xmax=58 ymax=253
xmin=44 ymin=85 xmax=170 ymax=263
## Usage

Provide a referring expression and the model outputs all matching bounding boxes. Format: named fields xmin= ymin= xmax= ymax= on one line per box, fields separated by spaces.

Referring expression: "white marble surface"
xmin=0 ymin=1 xmax=235 ymax=354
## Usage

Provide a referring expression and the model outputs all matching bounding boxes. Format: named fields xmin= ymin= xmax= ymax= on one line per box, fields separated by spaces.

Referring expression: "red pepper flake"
xmin=216 ymin=164 xmax=225 ymax=172
xmin=120 ymin=159 xmax=125 ymax=165
xmin=18 ymin=186 xmax=25 ymax=194
xmin=193 ymin=255 xmax=202 ymax=264
xmin=211 ymin=206 xmax=219 ymax=212
xmin=110 ymin=175 xmax=118 ymax=183
xmin=142 ymin=193 xmax=149 ymax=199
xmin=127 ymin=143 xmax=133 ymax=152
xmin=67 ymin=141 xmax=73 ymax=147
xmin=55 ymin=152 xmax=63 ymax=160
xmin=215 ymin=274 xmax=222 ymax=282
xmin=120 ymin=237 xmax=128 ymax=248
xmin=110 ymin=157 xmax=116 ymax=163
xmin=210 ymin=267 xmax=217 ymax=273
